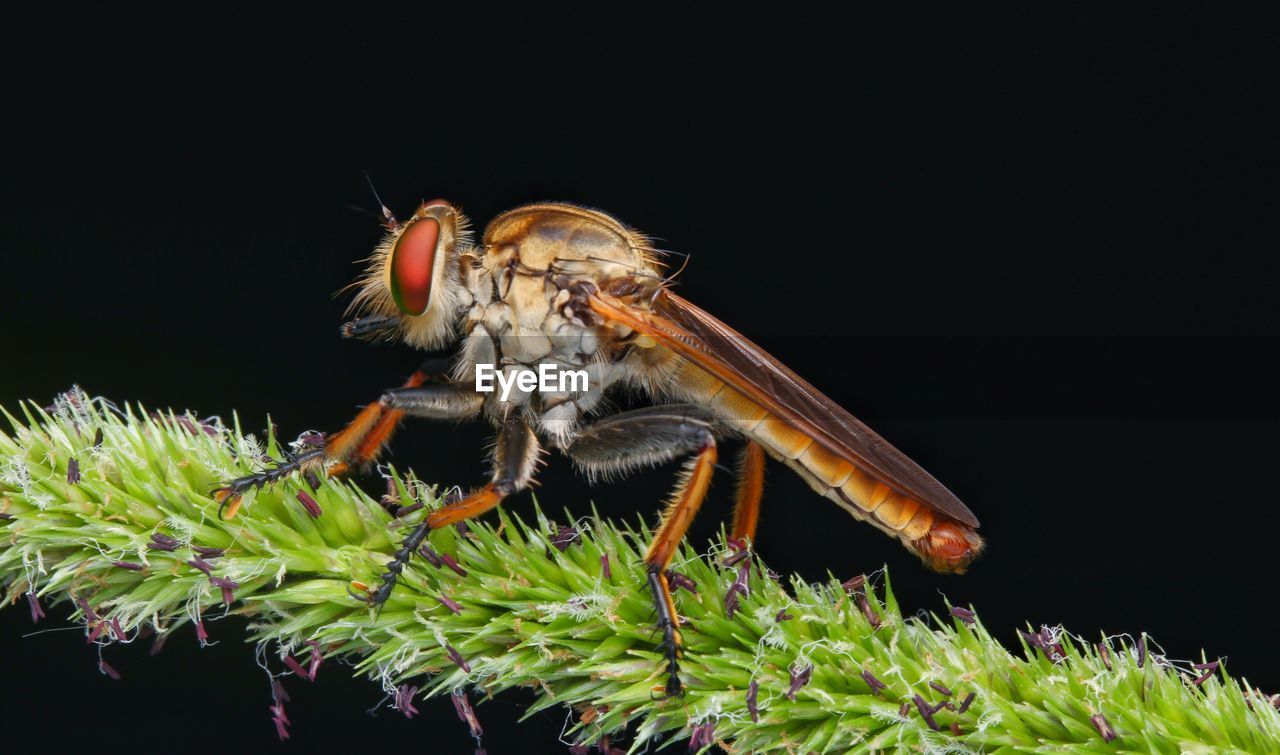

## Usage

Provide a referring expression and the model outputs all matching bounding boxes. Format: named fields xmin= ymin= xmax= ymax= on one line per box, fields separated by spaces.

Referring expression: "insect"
xmin=215 ymin=199 xmax=983 ymax=697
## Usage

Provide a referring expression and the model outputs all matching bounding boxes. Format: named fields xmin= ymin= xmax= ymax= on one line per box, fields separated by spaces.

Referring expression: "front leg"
xmin=564 ymin=405 xmax=719 ymax=698
xmin=213 ymin=366 xmax=481 ymax=517
xmin=366 ymin=409 xmax=540 ymax=608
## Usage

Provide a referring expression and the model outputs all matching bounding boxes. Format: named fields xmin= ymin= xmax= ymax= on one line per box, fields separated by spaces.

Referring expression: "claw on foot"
xmin=212 ymin=449 xmax=328 ymax=519
xmin=650 ymin=665 xmax=685 ymax=700
xmin=654 ymin=673 xmax=685 ymax=699
xmin=346 ymin=580 xmax=372 ymax=602
xmin=213 ymin=489 xmax=243 ymax=519
xmin=347 ymin=577 xmax=396 ymax=611
xmin=658 ymin=620 xmax=686 ymax=699
xmin=646 ymin=569 xmax=687 ymax=700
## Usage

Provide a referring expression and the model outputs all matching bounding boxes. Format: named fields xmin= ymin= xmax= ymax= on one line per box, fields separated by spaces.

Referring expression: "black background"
xmin=2 ymin=6 xmax=1276 ymax=753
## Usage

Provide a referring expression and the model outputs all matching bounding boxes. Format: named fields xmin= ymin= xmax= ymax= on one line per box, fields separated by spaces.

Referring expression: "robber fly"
xmin=215 ymin=200 xmax=983 ymax=697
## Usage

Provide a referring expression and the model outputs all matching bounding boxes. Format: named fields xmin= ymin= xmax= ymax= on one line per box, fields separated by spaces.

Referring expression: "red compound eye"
xmin=389 ymin=217 xmax=440 ymax=316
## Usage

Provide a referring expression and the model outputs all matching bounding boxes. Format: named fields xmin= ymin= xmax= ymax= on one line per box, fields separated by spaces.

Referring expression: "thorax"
xmin=452 ymin=204 xmax=669 ymax=445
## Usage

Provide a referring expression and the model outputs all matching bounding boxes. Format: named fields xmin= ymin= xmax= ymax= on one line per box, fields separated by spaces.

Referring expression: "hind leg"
xmin=565 ymin=405 xmax=719 ymax=697
xmin=730 ymin=440 xmax=765 ymax=544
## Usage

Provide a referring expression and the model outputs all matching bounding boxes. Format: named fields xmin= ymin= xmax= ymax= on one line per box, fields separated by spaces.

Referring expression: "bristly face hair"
xmin=344 ymin=200 xmax=474 ymax=350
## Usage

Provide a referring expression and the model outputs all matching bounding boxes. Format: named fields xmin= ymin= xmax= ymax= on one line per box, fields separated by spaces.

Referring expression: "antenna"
xmin=363 ymin=172 xmax=401 ymax=231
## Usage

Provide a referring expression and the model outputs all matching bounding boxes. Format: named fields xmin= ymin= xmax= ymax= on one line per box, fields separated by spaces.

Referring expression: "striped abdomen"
xmin=668 ymin=361 xmax=983 ymax=572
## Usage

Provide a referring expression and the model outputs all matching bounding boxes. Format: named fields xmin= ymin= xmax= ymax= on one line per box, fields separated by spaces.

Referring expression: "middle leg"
xmin=366 ymin=409 xmax=540 ymax=607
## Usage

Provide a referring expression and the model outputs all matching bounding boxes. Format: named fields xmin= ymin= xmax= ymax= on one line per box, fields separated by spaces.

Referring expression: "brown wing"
xmin=588 ymin=289 xmax=979 ymax=528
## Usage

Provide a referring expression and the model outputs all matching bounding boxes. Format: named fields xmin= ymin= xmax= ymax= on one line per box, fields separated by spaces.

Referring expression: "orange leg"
xmin=326 ymin=370 xmax=427 ymax=467
xmin=645 ymin=438 xmax=718 ymax=698
xmin=214 ymin=370 xmax=428 ymax=519
xmin=730 ymin=440 xmax=765 ymax=543
xmin=426 ymin=484 xmax=507 ymax=528
xmin=367 ymin=483 xmax=510 ymax=607
xmin=366 ymin=413 xmax=538 ymax=608
xmin=645 ymin=441 xmax=718 ymax=569
xmin=562 ymin=405 xmax=720 ymax=698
